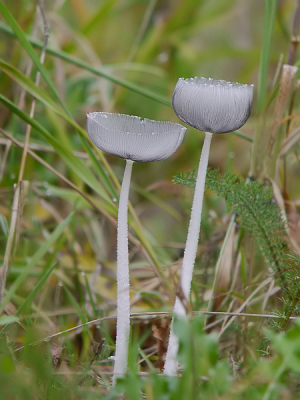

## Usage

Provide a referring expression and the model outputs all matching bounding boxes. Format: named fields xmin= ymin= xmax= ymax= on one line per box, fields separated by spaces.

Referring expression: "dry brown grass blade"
xmin=18 ymin=0 xmax=50 ymax=184
xmin=129 ymin=261 xmax=181 ymax=308
xmin=0 ymin=128 xmax=109 ymax=218
xmin=13 ymin=308 xmax=300 ymax=352
xmin=271 ymin=53 xmax=284 ymax=89
xmin=264 ymin=64 xmax=298 ymax=177
xmin=0 ymin=138 xmax=89 ymax=158
xmin=211 ymin=220 xmax=235 ymax=310
xmin=287 ymin=0 xmax=300 ymax=66
xmin=209 ymin=250 xmax=243 ymax=332
xmin=217 ymin=276 xmax=273 ymax=338
xmin=229 ymin=250 xmax=242 ymax=300
xmin=0 ymin=180 xmax=29 ymax=306
xmin=287 ymin=211 xmax=300 ymax=248
xmin=0 ymin=128 xmax=162 ymax=290
xmin=261 ymin=278 xmax=276 ymax=311
xmin=285 ymin=79 xmax=300 ymax=134
xmin=269 ymin=178 xmax=300 ymax=254
xmin=275 ymin=126 xmax=300 ymax=181
xmin=279 ymin=125 xmax=300 ymax=157
xmin=15 ymin=181 xmax=30 ymax=252
xmin=209 ymin=234 xmax=241 ymax=332
xmin=0 ymin=140 xmax=12 ymax=183
xmin=0 ymin=128 xmax=140 ymax=249
xmin=0 ymin=0 xmax=50 ymax=310
xmin=205 ymin=219 xmax=236 ymax=332
xmin=205 ymin=215 xmax=236 ymax=322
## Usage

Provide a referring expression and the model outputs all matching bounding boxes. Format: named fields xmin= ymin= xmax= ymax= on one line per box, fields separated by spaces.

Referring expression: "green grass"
xmin=0 ymin=0 xmax=300 ymax=398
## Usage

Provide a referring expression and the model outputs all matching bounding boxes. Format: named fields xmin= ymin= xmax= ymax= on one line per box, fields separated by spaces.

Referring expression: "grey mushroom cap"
xmin=86 ymin=112 xmax=186 ymax=162
xmin=172 ymin=77 xmax=254 ymax=134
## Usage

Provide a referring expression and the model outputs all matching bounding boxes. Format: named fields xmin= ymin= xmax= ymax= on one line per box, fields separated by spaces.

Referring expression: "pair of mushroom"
xmin=86 ymin=77 xmax=254 ymax=383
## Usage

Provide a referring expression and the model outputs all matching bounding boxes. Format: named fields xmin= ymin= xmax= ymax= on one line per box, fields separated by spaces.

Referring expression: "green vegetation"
xmin=0 ymin=0 xmax=300 ymax=398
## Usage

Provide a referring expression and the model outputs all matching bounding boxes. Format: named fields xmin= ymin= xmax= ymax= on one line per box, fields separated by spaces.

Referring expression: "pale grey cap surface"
xmin=87 ymin=112 xmax=186 ymax=162
xmin=172 ymin=77 xmax=254 ymax=134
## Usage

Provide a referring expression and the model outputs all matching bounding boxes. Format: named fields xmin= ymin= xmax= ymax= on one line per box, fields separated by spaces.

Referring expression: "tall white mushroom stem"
xmin=164 ymin=131 xmax=213 ymax=375
xmin=113 ymin=159 xmax=134 ymax=385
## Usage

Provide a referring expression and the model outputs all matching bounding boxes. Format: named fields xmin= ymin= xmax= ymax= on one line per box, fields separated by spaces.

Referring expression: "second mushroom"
xmin=164 ymin=77 xmax=254 ymax=375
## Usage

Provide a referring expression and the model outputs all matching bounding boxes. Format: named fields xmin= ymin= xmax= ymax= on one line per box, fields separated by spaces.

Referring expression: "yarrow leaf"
xmin=173 ymin=169 xmax=300 ymax=309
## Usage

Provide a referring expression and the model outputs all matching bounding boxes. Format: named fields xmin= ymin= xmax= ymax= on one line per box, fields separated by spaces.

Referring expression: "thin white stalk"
xmin=113 ymin=159 xmax=134 ymax=385
xmin=164 ymin=131 xmax=213 ymax=375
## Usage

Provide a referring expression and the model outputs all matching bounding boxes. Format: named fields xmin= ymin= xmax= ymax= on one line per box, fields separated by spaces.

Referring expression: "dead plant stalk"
xmin=0 ymin=0 xmax=49 ymax=308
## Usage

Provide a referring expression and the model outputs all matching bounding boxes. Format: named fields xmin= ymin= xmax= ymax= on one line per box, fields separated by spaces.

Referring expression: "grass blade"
xmin=0 ymin=21 xmax=171 ymax=107
xmin=257 ymin=0 xmax=278 ymax=111
xmin=0 ymin=59 xmax=76 ymax=126
xmin=0 ymin=94 xmax=113 ymax=205
xmin=16 ymin=262 xmax=58 ymax=317
xmin=63 ymin=285 xmax=87 ymax=328
xmin=1 ymin=212 xmax=74 ymax=313
xmin=0 ymin=1 xmax=69 ymax=113
xmin=0 ymin=315 xmax=19 ymax=326
xmin=0 ymin=59 xmax=123 ymax=195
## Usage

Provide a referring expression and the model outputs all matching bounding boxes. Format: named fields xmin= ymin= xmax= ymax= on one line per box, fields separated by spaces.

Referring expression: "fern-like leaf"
xmin=173 ymin=169 xmax=300 ymax=304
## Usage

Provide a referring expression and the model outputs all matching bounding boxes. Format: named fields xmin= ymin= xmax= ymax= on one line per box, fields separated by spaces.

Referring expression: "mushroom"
xmin=87 ymin=112 xmax=186 ymax=383
xmin=164 ymin=77 xmax=254 ymax=375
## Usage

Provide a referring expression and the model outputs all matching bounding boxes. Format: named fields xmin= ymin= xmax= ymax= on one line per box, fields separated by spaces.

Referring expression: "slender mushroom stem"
xmin=164 ymin=131 xmax=213 ymax=375
xmin=113 ymin=158 xmax=134 ymax=385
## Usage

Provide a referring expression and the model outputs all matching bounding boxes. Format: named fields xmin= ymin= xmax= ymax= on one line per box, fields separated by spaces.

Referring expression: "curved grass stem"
xmin=164 ymin=131 xmax=213 ymax=375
